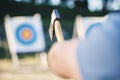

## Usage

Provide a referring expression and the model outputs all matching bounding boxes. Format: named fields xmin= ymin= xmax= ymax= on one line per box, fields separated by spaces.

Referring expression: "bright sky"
xmin=88 ymin=0 xmax=103 ymax=12
xmin=49 ymin=0 xmax=61 ymax=6
xmin=14 ymin=0 xmax=120 ymax=11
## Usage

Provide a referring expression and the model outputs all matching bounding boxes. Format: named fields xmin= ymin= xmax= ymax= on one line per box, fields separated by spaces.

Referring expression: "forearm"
xmin=48 ymin=50 xmax=71 ymax=78
xmin=48 ymin=39 xmax=81 ymax=79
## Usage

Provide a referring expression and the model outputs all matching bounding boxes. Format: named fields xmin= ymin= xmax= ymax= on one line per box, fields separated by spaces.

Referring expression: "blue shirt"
xmin=77 ymin=12 xmax=120 ymax=80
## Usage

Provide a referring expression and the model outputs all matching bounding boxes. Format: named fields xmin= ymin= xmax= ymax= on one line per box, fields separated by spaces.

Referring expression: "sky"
xmin=14 ymin=0 xmax=120 ymax=11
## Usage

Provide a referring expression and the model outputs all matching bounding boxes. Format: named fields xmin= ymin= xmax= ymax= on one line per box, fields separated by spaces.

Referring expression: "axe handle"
xmin=54 ymin=20 xmax=64 ymax=42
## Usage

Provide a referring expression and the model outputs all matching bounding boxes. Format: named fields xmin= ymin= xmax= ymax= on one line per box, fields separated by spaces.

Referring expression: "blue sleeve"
xmin=76 ymin=22 xmax=120 ymax=80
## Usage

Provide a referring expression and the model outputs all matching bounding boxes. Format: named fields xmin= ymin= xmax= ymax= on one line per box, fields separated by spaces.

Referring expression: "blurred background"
xmin=0 ymin=0 xmax=120 ymax=80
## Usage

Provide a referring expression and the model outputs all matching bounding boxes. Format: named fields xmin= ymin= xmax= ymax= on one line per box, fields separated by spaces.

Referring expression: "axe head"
xmin=49 ymin=9 xmax=60 ymax=41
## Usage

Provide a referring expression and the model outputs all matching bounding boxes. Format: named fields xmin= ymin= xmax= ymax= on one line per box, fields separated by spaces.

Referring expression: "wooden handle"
xmin=54 ymin=20 xmax=64 ymax=42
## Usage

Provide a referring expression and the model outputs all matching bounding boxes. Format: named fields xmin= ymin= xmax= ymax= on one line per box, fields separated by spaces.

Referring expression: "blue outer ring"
xmin=16 ymin=24 xmax=37 ymax=45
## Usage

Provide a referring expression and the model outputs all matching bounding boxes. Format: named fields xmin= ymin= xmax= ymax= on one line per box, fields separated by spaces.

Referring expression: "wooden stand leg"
xmin=11 ymin=52 xmax=19 ymax=68
xmin=39 ymin=52 xmax=48 ymax=69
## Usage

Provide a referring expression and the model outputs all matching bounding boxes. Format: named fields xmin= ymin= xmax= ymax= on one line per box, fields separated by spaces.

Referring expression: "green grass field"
xmin=0 ymin=57 xmax=73 ymax=80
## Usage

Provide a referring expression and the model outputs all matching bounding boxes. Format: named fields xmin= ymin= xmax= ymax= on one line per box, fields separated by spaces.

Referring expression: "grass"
xmin=0 ymin=56 xmax=73 ymax=80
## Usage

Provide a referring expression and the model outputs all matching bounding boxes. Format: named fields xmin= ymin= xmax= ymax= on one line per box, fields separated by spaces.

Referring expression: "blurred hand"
xmin=48 ymin=39 xmax=82 ymax=80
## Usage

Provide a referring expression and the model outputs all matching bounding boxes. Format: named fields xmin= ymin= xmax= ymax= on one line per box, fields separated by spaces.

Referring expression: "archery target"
xmin=16 ymin=24 xmax=37 ymax=45
xmin=5 ymin=15 xmax=45 ymax=53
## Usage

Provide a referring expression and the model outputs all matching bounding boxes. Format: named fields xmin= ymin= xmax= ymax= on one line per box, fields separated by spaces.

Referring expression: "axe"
xmin=49 ymin=9 xmax=64 ymax=42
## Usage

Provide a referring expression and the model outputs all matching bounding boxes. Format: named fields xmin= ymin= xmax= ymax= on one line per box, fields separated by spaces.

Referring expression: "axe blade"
xmin=48 ymin=24 xmax=54 ymax=41
xmin=49 ymin=9 xmax=60 ymax=41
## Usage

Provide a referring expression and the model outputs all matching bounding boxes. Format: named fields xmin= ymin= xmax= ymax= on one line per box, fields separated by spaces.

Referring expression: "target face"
xmin=16 ymin=24 xmax=37 ymax=45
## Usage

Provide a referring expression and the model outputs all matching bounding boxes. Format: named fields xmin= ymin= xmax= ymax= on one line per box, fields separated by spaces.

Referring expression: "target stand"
xmin=4 ymin=14 xmax=46 ymax=67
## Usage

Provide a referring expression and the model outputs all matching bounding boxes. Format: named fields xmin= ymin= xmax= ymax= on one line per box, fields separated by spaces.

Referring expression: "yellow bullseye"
xmin=22 ymin=29 xmax=32 ymax=40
